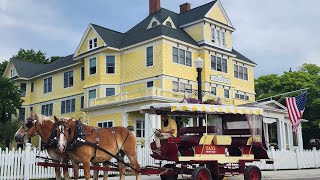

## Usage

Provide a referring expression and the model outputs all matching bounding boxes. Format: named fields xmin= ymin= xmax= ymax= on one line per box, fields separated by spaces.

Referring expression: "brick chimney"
xmin=180 ymin=3 xmax=191 ymax=13
xmin=149 ymin=0 xmax=160 ymax=15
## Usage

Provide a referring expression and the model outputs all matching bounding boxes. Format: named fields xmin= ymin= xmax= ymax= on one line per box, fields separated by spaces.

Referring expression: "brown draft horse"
xmin=55 ymin=117 xmax=140 ymax=180
xmin=14 ymin=113 xmax=70 ymax=180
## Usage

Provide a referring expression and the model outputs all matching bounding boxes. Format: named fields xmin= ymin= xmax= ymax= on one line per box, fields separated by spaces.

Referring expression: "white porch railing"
xmin=1 ymin=144 xmax=320 ymax=179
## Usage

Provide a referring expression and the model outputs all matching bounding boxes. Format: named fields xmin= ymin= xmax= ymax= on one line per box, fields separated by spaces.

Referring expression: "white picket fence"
xmin=1 ymin=144 xmax=320 ymax=179
xmin=0 ymin=143 xmax=156 ymax=180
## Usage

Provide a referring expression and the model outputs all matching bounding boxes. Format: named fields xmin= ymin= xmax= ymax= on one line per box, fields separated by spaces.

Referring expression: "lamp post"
xmin=195 ymin=57 xmax=204 ymax=126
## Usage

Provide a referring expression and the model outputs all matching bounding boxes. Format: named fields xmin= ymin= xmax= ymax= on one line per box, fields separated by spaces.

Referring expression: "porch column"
xmin=282 ymin=121 xmax=287 ymax=150
xmin=122 ymin=112 xmax=129 ymax=128
xmin=263 ymin=123 xmax=270 ymax=148
xmin=287 ymin=123 xmax=293 ymax=150
xmin=297 ymin=124 xmax=304 ymax=150
xmin=144 ymin=113 xmax=156 ymax=147
xmin=277 ymin=119 xmax=284 ymax=149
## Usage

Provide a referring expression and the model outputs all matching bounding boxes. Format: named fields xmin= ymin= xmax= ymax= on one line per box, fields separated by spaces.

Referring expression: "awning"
xmin=140 ymin=103 xmax=263 ymax=115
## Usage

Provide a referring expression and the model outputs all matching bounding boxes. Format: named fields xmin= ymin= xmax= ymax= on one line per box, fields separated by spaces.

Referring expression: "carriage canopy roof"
xmin=140 ymin=103 xmax=264 ymax=116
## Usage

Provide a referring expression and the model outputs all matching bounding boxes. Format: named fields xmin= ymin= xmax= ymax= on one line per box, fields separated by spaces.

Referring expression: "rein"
xmin=42 ymin=121 xmax=59 ymax=149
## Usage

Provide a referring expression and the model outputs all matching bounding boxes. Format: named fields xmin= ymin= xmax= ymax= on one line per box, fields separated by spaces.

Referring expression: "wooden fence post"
xmin=313 ymin=147 xmax=318 ymax=168
xmin=24 ymin=143 xmax=32 ymax=180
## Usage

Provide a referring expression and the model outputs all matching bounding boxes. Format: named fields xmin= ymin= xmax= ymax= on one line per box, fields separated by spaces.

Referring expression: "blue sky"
xmin=0 ymin=0 xmax=319 ymax=77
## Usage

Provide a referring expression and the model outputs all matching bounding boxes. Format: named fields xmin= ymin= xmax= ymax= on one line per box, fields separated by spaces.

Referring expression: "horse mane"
xmin=37 ymin=114 xmax=53 ymax=126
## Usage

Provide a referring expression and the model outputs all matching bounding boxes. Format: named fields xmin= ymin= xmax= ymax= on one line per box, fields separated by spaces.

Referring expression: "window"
xmin=106 ymin=88 xmax=115 ymax=97
xmin=18 ymin=108 xmax=25 ymax=121
xmin=186 ymin=51 xmax=192 ymax=67
xmin=224 ymin=89 xmax=230 ymax=98
xmin=146 ymin=46 xmax=153 ymax=67
xmin=61 ymin=99 xmax=76 ymax=114
xmin=41 ymin=103 xmax=53 ymax=116
xmin=136 ymin=120 xmax=145 ymax=138
xmin=172 ymin=81 xmax=192 ymax=93
xmin=97 ymin=121 xmax=113 ymax=128
xmin=64 ymin=70 xmax=73 ymax=88
xmin=147 ymin=81 xmax=154 ymax=88
xmin=81 ymin=67 xmax=85 ymax=81
xmin=43 ymin=77 xmax=52 ymax=93
xmin=172 ymin=81 xmax=179 ymax=92
xmin=166 ymin=21 xmax=172 ymax=27
xmin=105 ymin=56 xmax=115 ymax=73
xmin=20 ymin=83 xmax=27 ymax=97
xmin=89 ymin=89 xmax=96 ymax=99
xmin=80 ymin=96 xmax=84 ymax=109
xmin=216 ymin=29 xmax=221 ymax=45
xmin=235 ymin=91 xmax=250 ymax=101
xmin=172 ymin=47 xmax=178 ymax=63
xmin=30 ymin=106 xmax=33 ymax=113
xmin=31 ymin=82 xmax=34 ymax=93
xmin=234 ymin=64 xmax=248 ymax=80
xmin=221 ymin=31 xmax=226 ymax=46
xmin=89 ymin=58 xmax=96 ymax=75
xmin=89 ymin=38 xmax=97 ymax=50
xmin=211 ymin=86 xmax=217 ymax=96
xmin=211 ymin=28 xmax=215 ymax=43
xmin=211 ymin=55 xmax=227 ymax=73
xmin=10 ymin=69 xmax=16 ymax=78
xmin=152 ymin=21 xmax=158 ymax=27
xmin=172 ymin=47 xmax=192 ymax=67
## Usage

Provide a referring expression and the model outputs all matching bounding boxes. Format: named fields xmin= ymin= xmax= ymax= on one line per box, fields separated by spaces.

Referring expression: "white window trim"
xmin=88 ymin=37 xmax=98 ymax=50
xmin=106 ymin=55 xmax=116 ymax=74
xmin=63 ymin=70 xmax=74 ymax=89
xmin=20 ymin=83 xmax=27 ymax=97
xmin=234 ymin=63 xmax=249 ymax=81
xmin=88 ymin=57 xmax=97 ymax=76
xmin=61 ymin=98 xmax=76 ymax=114
xmin=145 ymin=46 xmax=154 ymax=67
xmin=172 ymin=80 xmax=192 ymax=93
xmin=210 ymin=86 xmax=217 ymax=96
xmin=134 ymin=118 xmax=145 ymax=138
xmin=172 ymin=46 xmax=193 ymax=67
xmin=105 ymin=87 xmax=116 ymax=97
xmin=211 ymin=54 xmax=228 ymax=73
xmin=43 ymin=76 xmax=53 ymax=94
xmin=147 ymin=17 xmax=161 ymax=29
xmin=97 ymin=120 xmax=114 ymax=128
xmin=224 ymin=88 xmax=230 ymax=99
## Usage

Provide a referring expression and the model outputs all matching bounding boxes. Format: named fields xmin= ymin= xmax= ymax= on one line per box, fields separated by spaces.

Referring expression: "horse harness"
xmin=42 ymin=122 xmax=59 ymax=150
xmin=64 ymin=120 xmax=139 ymax=172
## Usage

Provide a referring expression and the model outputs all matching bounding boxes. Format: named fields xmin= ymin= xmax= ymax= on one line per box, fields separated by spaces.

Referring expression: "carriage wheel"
xmin=244 ymin=165 xmax=261 ymax=180
xmin=192 ymin=166 xmax=212 ymax=180
xmin=160 ymin=164 xmax=178 ymax=180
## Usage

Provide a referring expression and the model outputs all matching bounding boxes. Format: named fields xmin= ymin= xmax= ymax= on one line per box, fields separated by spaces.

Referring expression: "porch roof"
xmin=140 ymin=103 xmax=263 ymax=115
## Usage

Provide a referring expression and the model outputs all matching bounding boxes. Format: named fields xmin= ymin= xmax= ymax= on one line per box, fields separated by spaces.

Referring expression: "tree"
xmin=255 ymin=63 xmax=320 ymax=129
xmin=0 ymin=60 xmax=8 ymax=76
xmin=0 ymin=118 xmax=20 ymax=147
xmin=0 ymin=77 xmax=23 ymax=124
xmin=12 ymin=48 xmax=47 ymax=64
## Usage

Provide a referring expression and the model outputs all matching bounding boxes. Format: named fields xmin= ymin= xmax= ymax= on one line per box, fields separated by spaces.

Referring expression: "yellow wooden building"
xmin=3 ymin=0 xmax=257 ymax=144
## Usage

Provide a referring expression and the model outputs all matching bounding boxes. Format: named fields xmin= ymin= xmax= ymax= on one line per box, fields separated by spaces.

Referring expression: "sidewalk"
xmin=80 ymin=169 xmax=320 ymax=179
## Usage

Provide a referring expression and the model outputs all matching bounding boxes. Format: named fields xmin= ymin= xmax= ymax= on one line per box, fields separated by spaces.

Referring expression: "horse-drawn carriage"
xmin=139 ymin=103 xmax=272 ymax=180
xmin=15 ymin=103 xmax=272 ymax=180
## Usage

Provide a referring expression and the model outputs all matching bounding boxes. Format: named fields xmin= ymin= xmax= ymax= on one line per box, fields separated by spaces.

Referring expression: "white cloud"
xmin=0 ymin=0 xmax=81 ymax=61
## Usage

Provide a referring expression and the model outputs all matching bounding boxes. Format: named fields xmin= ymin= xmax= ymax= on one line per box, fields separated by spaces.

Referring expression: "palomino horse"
xmin=14 ymin=113 xmax=70 ymax=180
xmin=55 ymin=117 xmax=140 ymax=180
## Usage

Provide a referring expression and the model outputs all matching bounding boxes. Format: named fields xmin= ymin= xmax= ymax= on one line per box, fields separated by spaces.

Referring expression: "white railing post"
xmin=270 ymin=146 xmax=277 ymax=170
xmin=24 ymin=143 xmax=32 ymax=180
xmin=313 ymin=147 xmax=318 ymax=168
xmin=295 ymin=148 xmax=300 ymax=170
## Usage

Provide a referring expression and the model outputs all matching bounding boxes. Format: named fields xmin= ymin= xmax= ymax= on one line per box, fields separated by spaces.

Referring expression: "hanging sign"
xmin=210 ymin=74 xmax=230 ymax=85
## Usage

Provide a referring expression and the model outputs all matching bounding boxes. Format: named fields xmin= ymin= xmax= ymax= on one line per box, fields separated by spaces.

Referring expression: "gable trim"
xmin=147 ymin=17 xmax=161 ymax=30
xmin=204 ymin=0 xmax=234 ymax=28
xmin=73 ymin=24 xmax=107 ymax=58
xmin=162 ymin=16 xmax=177 ymax=29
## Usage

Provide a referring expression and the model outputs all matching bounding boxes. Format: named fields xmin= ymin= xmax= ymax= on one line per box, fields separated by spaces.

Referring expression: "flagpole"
xmin=256 ymin=88 xmax=309 ymax=102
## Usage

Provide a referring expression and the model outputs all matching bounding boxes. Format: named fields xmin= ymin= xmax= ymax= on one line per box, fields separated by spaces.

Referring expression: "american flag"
xmin=285 ymin=92 xmax=307 ymax=132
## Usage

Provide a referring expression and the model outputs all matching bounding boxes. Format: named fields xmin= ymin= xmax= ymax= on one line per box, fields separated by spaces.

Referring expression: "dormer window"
xmin=166 ymin=21 xmax=172 ymax=27
xmin=152 ymin=21 xmax=158 ymax=27
xmin=211 ymin=27 xmax=227 ymax=47
xmin=10 ymin=68 xmax=16 ymax=78
xmin=89 ymin=38 xmax=98 ymax=50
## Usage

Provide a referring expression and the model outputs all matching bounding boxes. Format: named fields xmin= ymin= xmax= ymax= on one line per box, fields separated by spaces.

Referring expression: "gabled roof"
xmin=178 ymin=1 xmax=217 ymax=25
xmin=121 ymin=8 xmax=199 ymax=48
xmin=232 ymin=49 xmax=257 ymax=65
xmin=91 ymin=24 xmax=124 ymax=49
xmin=10 ymin=54 xmax=77 ymax=79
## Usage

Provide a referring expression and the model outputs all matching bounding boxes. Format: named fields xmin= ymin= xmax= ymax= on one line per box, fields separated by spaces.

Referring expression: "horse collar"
xmin=66 ymin=120 xmax=86 ymax=150
xmin=42 ymin=121 xmax=58 ymax=149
